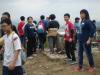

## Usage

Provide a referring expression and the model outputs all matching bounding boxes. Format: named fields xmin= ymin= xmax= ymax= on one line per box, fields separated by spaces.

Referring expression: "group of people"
xmin=0 ymin=9 xmax=96 ymax=75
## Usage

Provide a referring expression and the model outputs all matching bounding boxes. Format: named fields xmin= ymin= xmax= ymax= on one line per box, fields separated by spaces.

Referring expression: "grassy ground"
xmin=0 ymin=52 xmax=100 ymax=75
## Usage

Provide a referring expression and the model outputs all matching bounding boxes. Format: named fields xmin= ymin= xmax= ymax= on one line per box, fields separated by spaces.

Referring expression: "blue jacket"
xmin=79 ymin=20 xmax=95 ymax=43
xmin=42 ymin=20 xmax=48 ymax=31
xmin=24 ymin=23 xmax=36 ymax=39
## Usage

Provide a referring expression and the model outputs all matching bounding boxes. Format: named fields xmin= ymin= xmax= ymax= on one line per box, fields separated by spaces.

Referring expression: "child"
xmin=0 ymin=18 xmax=23 ymax=75
xmin=74 ymin=9 xmax=95 ymax=72
xmin=64 ymin=13 xmax=77 ymax=64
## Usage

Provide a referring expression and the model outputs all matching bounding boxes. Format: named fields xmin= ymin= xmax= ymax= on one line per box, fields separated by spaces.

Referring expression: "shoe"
xmin=33 ymin=54 xmax=37 ymax=57
xmin=64 ymin=58 xmax=71 ymax=62
xmin=74 ymin=66 xmax=83 ymax=72
xmin=64 ymin=57 xmax=72 ymax=61
xmin=87 ymin=67 xmax=96 ymax=73
xmin=67 ymin=60 xmax=77 ymax=65
xmin=28 ymin=56 xmax=33 ymax=59
xmin=67 ymin=58 xmax=72 ymax=61
xmin=69 ymin=61 xmax=78 ymax=65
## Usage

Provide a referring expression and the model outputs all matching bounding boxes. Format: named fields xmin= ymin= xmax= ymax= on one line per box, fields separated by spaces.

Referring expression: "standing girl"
xmin=75 ymin=9 xmax=95 ymax=72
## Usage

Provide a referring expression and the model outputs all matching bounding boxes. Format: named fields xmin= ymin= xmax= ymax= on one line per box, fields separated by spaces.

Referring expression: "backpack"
xmin=37 ymin=21 xmax=45 ymax=33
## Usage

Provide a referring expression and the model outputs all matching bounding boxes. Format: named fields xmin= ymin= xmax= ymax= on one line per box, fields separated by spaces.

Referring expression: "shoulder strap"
xmin=12 ymin=32 xmax=15 ymax=51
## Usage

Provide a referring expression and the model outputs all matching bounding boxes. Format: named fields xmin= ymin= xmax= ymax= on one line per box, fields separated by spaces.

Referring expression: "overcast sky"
xmin=0 ymin=0 xmax=100 ymax=24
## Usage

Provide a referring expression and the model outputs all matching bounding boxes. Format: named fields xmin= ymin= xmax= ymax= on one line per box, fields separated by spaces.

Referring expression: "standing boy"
xmin=0 ymin=18 xmax=23 ymax=75
xmin=64 ymin=13 xmax=77 ymax=64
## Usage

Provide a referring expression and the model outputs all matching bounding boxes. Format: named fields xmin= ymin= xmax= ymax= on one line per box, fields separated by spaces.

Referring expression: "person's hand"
xmin=64 ymin=38 xmax=66 ymax=41
xmin=26 ymin=39 xmax=28 ymax=43
xmin=86 ymin=39 xmax=91 ymax=45
xmin=0 ymin=48 xmax=4 ymax=54
xmin=8 ymin=62 xmax=16 ymax=70
xmin=69 ymin=38 xmax=73 ymax=42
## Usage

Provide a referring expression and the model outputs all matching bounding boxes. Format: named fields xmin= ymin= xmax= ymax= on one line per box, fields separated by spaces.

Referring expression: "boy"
xmin=47 ymin=14 xmax=60 ymax=54
xmin=18 ymin=16 xmax=26 ymax=48
xmin=0 ymin=19 xmax=23 ymax=75
xmin=64 ymin=13 xmax=77 ymax=64
xmin=37 ymin=15 xmax=47 ymax=51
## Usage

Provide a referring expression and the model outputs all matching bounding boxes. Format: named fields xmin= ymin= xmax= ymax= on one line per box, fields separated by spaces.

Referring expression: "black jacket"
xmin=47 ymin=20 xmax=60 ymax=30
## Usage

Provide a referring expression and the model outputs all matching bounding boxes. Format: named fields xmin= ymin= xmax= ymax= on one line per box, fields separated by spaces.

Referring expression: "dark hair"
xmin=2 ymin=12 xmax=11 ymax=18
xmin=1 ymin=17 xmax=4 ymax=22
xmin=1 ymin=18 xmax=12 ymax=26
xmin=40 ymin=15 xmax=45 ymax=20
xmin=27 ymin=16 xmax=33 ymax=20
xmin=80 ymin=9 xmax=90 ymax=20
xmin=64 ymin=13 xmax=70 ymax=18
xmin=33 ymin=20 xmax=37 ymax=25
xmin=20 ymin=16 xmax=25 ymax=21
xmin=75 ymin=17 xmax=80 ymax=21
xmin=49 ymin=14 xmax=56 ymax=20
xmin=92 ymin=20 xmax=96 ymax=23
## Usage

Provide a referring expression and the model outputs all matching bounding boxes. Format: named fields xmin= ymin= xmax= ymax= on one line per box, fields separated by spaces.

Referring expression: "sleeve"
xmin=17 ymin=23 xmax=20 ymax=34
xmin=44 ymin=21 xmax=48 ymax=30
xmin=0 ymin=37 xmax=4 ymax=45
xmin=69 ymin=23 xmax=74 ymax=30
xmin=57 ymin=21 xmax=60 ymax=29
xmin=87 ymin=21 xmax=95 ymax=38
xmin=47 ymin=22 xmax=50 ymax=31
xmin=69 ymin=23 xmax=75 ymax=38
xmin=33 ymin=23 xmax=37 ymax=32
xmin=13 ymin=34 xmax=22 ymax=51
xmin=24 ymin=25 xmax=28 ymax=38
xmin=22 ymin=24 xmax=26 ymax=32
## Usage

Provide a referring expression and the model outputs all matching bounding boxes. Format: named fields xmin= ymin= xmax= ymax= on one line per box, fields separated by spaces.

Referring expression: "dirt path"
xmin=0 ymin=51 xmax=100 ymax=75
xmin=24 ymin=53 xmax=100 ymax=75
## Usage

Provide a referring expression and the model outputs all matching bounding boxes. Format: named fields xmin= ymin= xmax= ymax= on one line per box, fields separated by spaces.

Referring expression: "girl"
xmin=75 ymin=9 xmax=95 ymax=72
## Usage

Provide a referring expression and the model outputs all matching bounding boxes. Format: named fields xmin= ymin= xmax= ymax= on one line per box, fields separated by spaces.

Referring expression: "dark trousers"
xmin=0 ymin=46 xmax=3 ymax=60
xmin=65 ymin=41 xmax=76 ymax=61
xmin=20 ymin=35 xmax=26 ymax=48
xmin=3 ymin=66 xmax=23 ymax=75
xmin=48 ymin=36 xmax=57 ymax=53
xmin=27 ymin=37 xmax=36 ymax=57
xmin=78 ymin=41 xmax=94 ymax=68
xmin=38 ymin=33 xmax=46 ymax=50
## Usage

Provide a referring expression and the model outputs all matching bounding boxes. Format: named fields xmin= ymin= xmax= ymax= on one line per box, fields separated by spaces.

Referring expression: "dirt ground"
xmin=0 ymin=52 xmax=100 ymax=75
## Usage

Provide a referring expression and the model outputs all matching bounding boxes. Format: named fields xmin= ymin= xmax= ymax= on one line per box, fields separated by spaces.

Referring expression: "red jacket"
xmin=18 ymin=21 xmax=25 ymax=36
xmin=64 ymin=21 xmax=74 ymax=41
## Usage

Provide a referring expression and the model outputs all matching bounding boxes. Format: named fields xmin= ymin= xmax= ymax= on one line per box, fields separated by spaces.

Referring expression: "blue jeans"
xmin=3 ymin=66 xmax=23 ymax=75
xmin=78 ymin=41 xmax=95 ymax=68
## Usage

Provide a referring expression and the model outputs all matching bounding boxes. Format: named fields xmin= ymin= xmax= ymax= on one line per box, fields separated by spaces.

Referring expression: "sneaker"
xmin=74 ymin=66 xmax=83 ymax=72
xmin=27 ymin=56 xmax=33 ymax=59
xmin=67 ymin=58 xmax=72 ymax=61
xmin=87 ymin=67 xmax=96 ymax=73
xmin=69 ymin=61 xmax=78 ymax=65
xmin=64 ymin=57 xmax=72 ymax=61
xmin=33 ymin=53 xmax=37 ymax=57
xmin=67 ymin=60 xmax=77 ymax=65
